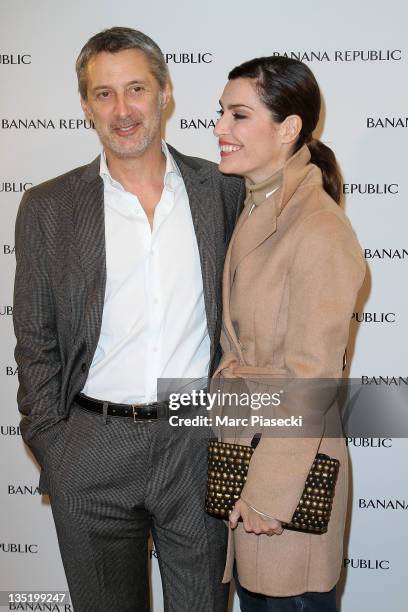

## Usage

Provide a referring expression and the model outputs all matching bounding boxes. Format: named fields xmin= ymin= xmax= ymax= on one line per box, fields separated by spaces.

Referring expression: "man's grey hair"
xmin=76 ymin=26 xmax=169 ymax=99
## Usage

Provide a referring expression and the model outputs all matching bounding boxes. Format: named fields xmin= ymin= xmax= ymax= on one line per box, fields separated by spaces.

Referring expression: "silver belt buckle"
xmin=132 ymin=404 xmax=156 ymax=423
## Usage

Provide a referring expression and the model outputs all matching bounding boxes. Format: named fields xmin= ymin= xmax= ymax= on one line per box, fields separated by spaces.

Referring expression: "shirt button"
xmin=81 ymin=363 xmax=87 ymax=373
xmin=153 ymin=298 xmax=158 ymax=304
xmin=152 ymin=347 xmax=158 ymax=352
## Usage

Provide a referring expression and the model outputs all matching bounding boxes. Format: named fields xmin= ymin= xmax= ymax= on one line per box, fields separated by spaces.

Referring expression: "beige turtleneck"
xmin=245 ymin=168 xmax=283 ymax=215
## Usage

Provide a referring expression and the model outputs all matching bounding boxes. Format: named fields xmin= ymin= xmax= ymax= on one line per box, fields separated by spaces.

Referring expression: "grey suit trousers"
xmin=43 ymin=400 xmax=228 ymax=612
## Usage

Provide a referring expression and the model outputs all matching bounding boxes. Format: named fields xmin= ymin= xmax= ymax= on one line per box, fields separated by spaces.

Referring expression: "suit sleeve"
xmin=13 ymin=191 xmax=65 ymax=467
xmin=233 ymin=179 xmax=246 ymax=225
xmin=222 ymin=175 xmax=246 ymax=243
xmin=240 ymin=210 xmax=366 ymax=521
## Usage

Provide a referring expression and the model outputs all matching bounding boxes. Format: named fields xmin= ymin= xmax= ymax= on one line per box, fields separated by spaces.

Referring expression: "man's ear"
xmin=280 ymin=115 xmax=302 ymax=145
xmin=80 ymin=97 xmax=93 ymax=121
xmin=160 ymin=81 xmax=172 ymax=109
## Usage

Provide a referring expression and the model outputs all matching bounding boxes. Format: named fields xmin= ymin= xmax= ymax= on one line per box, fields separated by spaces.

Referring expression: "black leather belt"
xmin=75 ymin=393 xmax=172 ymax=421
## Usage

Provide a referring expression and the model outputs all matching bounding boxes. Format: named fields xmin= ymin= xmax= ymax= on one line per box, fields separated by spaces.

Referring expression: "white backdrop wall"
xmin=1 ymin=1 xmax=407 ymax=610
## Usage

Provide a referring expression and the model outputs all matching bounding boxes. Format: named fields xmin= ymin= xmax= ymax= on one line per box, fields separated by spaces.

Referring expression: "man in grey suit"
xmin=13 ymin=27 xmax=244 ymax=612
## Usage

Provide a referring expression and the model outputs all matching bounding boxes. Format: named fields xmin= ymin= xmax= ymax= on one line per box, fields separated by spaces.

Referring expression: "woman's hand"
xmin=229 ymin=499 xmax=284 ymax=536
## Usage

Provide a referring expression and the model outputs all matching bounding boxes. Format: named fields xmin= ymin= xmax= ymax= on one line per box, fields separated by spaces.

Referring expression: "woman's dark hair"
xmin=228 ymin=56 xmax=342 ymax=204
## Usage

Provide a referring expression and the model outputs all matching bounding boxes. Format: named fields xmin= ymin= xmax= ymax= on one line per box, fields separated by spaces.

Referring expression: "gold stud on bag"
xmin=205 ymin=439 xmax=339 ymax=534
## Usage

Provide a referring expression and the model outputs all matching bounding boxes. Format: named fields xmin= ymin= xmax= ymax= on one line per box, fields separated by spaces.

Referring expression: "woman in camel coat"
xmin=212 ymin=56 xmax=365 ymax=611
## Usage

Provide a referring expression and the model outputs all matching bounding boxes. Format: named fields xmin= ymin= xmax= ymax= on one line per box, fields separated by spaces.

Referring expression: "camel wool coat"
xmin=213 ymin=144 xmax=366 ymax=597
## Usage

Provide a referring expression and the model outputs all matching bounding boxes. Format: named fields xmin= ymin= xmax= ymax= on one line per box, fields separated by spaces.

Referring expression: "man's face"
xmin=81 ymin=48 xmax=170 ymax=159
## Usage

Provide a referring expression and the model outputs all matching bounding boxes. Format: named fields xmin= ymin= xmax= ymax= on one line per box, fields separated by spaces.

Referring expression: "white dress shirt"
xmin=82 ymin=141 xmax=210 ymax=403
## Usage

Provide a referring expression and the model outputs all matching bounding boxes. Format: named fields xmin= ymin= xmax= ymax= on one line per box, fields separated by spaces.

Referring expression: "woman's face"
xmin=214 ymin=77 xmax=290 ymax=183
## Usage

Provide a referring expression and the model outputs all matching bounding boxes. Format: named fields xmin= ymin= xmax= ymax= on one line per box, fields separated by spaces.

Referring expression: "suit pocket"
xmin=42 ymin=412 xmax=77 ymax=493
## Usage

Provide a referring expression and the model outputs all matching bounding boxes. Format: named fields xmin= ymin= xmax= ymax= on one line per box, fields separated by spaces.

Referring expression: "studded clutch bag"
xmin=205 ymin=438 xmax=339 ymax=534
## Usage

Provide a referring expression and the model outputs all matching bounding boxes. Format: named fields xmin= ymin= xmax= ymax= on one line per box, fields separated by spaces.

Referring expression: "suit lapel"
xmin=73 ymin=156 xmax=106 ymax=357
xmin=170 ymin=147 xmax=220 ymax=350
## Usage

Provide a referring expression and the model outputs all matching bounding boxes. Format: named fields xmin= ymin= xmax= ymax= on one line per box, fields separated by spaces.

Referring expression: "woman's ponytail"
xmin=307 ymin=138 xmax=342 ymax=205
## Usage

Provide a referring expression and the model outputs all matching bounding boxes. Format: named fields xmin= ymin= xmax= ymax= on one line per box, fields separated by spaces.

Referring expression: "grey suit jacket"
xmin=13 ymin=145 xmax=245 ymax=467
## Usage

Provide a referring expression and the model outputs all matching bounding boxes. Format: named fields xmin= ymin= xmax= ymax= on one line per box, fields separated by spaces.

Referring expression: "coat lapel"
xmin=221 ymin=230 xmax=246 ymax=366
xmin=169 ymin=146 xmax=220 ymax=351
xmin=220 ymin=193 xmax=279 ymax=365
xmin=229 ymin=144 xmax=313 ymax=282
xmin=229 ymin=196 xmax=278 ymax=283
xmin=73 ymin=156 xmax=106 ymax=357
xmin=222 ymin=144 xmax=316 ymax=364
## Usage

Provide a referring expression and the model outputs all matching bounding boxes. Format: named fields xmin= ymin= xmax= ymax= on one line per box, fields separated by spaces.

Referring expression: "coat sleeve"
xmin=240 ymin=210 xmax=366 ymax=521
xmin=13 ymin=191 xmax=65 ymax=467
